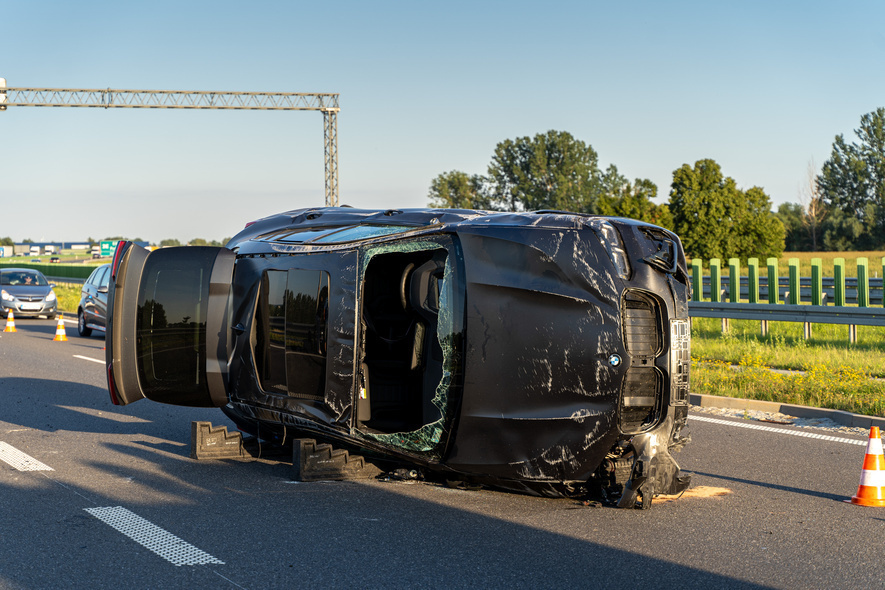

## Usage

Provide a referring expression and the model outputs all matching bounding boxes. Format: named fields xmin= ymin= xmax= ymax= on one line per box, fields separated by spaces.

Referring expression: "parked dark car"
xmin=0 ymin=268 xmax=58 ymax=319
xmin=78 ymin=263 xmax=110 ymax=337
xmin=105 ymin=207 xmax=692 ymax=507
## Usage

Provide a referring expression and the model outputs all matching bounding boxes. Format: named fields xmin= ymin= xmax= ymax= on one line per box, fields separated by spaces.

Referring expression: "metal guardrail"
xmin=689 ymin=301 xmax=885 ymax=327
xmin=688 ymin=301 xmax=885 ymax=343
xmin=46 ymin=276 xmax=85 ymax=285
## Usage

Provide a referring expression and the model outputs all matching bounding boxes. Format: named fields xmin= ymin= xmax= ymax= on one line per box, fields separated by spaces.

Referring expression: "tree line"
xmin=428 ymin=110 xmax=885 ymax=259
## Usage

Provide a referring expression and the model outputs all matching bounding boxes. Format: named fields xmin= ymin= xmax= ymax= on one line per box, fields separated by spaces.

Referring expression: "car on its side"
xmin=106 ymin=207 xmax=692 ymax=507
xmin=77 ymin=263 xmax=110 ymax=337
xmin=0 ymin=268 xmax=58 ymax=319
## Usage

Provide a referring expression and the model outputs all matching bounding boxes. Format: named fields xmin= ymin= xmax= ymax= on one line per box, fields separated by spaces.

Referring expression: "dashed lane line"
xmin=0 ymin=441 xmax=55 ymax=471
xmin=690 ymin=414 xmax=867 ymax=446
xmin=73 ymin=355 xmax=104 ymax=364
xmin=84 ymin=506 xmax=224 ymax=566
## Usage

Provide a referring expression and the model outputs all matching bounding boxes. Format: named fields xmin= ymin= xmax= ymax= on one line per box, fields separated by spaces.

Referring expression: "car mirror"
xmin=50 ymin=283 xmax=56 ymax=289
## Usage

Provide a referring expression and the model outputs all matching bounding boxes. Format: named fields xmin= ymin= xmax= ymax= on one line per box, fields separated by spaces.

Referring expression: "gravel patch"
xmin=690 ymin=404 xmax=873 ymax=438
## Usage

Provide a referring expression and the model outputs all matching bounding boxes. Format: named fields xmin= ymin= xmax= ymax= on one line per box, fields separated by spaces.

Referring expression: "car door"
xmin=83 ymin=265 xmax=109 ymax=327
xmin=95 ymin=264 xmax=111 ymax=330
xmin=105 ymin=243 xmax=235 ymax=407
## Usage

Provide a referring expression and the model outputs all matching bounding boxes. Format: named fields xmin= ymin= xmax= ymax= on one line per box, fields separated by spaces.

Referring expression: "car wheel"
xmin=46 ymin=314 xmax=56 ymax=321
xmin=78 ymin=310 xmax=92 ymax=337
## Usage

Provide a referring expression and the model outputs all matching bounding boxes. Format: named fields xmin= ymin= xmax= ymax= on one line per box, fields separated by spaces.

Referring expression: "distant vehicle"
xmin=30 ymin=258 xmax=41 ymax=263
xmin=50 ymin=257 xmax=61 ymax=263
xmin=78 ymin=263 xmax=110 ymax=337
xmin=92 ymin=253 xmax=102 ymax=259
xmin=0 ymin=268 xmax=57 ymax=319
xmin=105 ymin=207 xmax=692 ymax=507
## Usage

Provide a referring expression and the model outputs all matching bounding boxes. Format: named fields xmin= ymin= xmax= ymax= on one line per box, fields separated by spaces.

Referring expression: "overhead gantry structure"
xmin=0 ymin=78 xmax=340 ymax=206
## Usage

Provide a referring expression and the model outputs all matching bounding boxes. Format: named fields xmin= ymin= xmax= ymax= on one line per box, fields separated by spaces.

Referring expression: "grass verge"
xmin=692 ymin=317 xmax=885 ymax=417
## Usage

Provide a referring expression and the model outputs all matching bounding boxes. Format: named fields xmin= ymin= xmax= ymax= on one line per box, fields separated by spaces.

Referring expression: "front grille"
xmin=623 ymin=292 xmax=661 ymax=358
xmin=620 ymin=291 xmax=664 ymax=434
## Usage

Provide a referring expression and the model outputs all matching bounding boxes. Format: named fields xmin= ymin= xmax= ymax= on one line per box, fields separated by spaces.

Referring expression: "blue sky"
xmin=3 ymin=1 xmax=885 ymax=243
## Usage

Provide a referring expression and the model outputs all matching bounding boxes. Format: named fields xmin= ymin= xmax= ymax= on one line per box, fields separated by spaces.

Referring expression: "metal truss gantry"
xmin=0 ymin=81 xmax=340 ymax=206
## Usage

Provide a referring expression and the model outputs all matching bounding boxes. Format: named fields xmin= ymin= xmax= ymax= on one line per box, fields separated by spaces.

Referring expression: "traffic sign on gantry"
xmin=0 ymin=80 xmax=340 ymax=205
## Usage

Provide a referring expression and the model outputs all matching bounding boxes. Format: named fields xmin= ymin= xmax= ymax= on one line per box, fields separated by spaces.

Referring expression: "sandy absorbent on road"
xmin=656 ymin=486 xmax=732 ymax=503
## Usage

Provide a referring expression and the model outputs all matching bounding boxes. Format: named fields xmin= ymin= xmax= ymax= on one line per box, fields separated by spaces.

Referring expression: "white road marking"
xmin=690 ymin=414 xmax=867 ymax=446
xmin=0 ymin=442 xmax=54 ymax=471
xmin=73 ymin=355 xmax=104 ymax=364
xmin=84 ymin=506 xmax=224 ymax=566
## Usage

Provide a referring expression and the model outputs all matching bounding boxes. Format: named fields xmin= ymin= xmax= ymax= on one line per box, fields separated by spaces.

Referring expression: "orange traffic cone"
xmin=850 ymin=426 xmax=885 ymax=507
xmin=53 ymin=314 xmax=68 ymax=342
xmin=3 ymin=310 xmax=15 ymax=333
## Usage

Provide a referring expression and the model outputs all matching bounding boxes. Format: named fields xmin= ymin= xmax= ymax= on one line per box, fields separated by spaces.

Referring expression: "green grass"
xmin=691 ymin=317 xmax=885 ymax=416
xmin=53 ymin=283 xmax=82 ymax=316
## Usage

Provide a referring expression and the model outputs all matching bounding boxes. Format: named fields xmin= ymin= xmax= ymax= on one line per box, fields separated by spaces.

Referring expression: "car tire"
xmin=46 ymin=314 xmax=56 ymax=321
xmin=78 ymin=310 xmax=92 ymax=337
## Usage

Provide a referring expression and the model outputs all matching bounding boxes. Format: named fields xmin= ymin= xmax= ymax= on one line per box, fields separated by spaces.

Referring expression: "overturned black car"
xmin=106 ymin=207 xmax=692 ymax=507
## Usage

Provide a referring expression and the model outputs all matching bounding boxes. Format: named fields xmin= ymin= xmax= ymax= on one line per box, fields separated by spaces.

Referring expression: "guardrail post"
xmin=788 ymin=258 xmax=800 ymax=306
xmin=767 ymin=257 xmax=779 ymax=304
xmin=748 ymin=258 xmax=759 ymax=304
xmin=710 ymin=259 xmax=721 ymax=303
xmin=858 ymin=257 xmax=870 ymax=308
xmin=691 ymin=259 xmax=702 ymax=302
xmin=728 ymin=258 xmax=740 ymax=303
xmin=710 ymin=259 xmax=727 ymax=332
xmin=811 ymin=258 xmax=822 ymax=305
xmin=834 ymin=258 xmax=846 ymax=307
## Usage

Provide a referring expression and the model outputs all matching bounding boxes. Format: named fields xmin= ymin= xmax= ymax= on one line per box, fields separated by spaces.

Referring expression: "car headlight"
xmin=1 ymin=289 xmax=12 ymax=302
xmin=586 ymin=219 xmax=632 ymax=279
xmin=46 ymin=291 xmax=57 ymax=302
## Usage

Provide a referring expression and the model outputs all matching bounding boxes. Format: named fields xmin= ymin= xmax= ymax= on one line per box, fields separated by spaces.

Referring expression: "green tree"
xmin=486 ymin=130 xmax=604 ymax=213
xmin=189 ymin=238 xmax=208 ymax=246
xmin=160 ymin=238 xmax=181 ymax=248
xmin=776 ymin=202 xmax=809 ymax=251
xmin=598 ymin=177 xmax=673 ymax=229
xmin=669 ymin=159 xmax=783 ymax=260
xmin=733 ymin=186 xmax=785 ymax=260
xmin=428 ymin=170 xmax=490 ymax=209
xmin=0 ymin=237 xmax=13 ymax=246
xmin=818 ymin=108 xmax=885 ymax=249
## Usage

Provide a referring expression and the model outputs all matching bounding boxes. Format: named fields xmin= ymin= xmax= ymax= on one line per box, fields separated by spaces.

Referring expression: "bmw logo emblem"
xmin=609 ymin=354 xmax=622 ymax=367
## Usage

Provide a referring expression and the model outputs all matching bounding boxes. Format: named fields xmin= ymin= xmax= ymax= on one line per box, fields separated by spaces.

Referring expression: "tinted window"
xmin=255 ymin=269 xmax=329 ymax=401
xmin=135 ymin=248 xmax=217 ymax=404
xmin=96 ymin=266 xmax=110 ymax=289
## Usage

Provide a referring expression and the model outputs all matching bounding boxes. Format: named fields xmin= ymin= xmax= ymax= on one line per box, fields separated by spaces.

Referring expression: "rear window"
xmin=135 ymin=249 xmax=216 ymax=404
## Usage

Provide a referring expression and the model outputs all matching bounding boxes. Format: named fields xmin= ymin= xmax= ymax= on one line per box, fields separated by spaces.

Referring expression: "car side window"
xmin=87 ymin=268 xmax=101 ymax=286
xmin=97 ymin=267 xmax=110 ymax=289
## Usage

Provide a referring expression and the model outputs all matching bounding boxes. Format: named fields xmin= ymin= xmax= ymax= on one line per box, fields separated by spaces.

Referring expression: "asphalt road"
xmin=1 ymin=318 xmax=882 ymax=589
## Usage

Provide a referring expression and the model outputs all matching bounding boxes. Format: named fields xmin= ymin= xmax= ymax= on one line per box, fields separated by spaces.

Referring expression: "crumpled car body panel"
xmin=106 ymin=207 xmax=692 ymax=505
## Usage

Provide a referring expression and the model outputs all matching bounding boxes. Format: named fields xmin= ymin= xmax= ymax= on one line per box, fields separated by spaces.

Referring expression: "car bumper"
xmin=1 ymin=299 xmax=58 ymax=317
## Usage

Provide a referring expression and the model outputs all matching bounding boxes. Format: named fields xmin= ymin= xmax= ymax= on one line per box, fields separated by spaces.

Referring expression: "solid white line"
xmin=85 ymin=506 xmax=224 ymax=566
xmin=73 ymin=355 xmax=104 ymax=364
xmin=0 ymin=442 xmax=54 ymax=471
xmin=689 ymin=414 xmax=868 ymax=446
